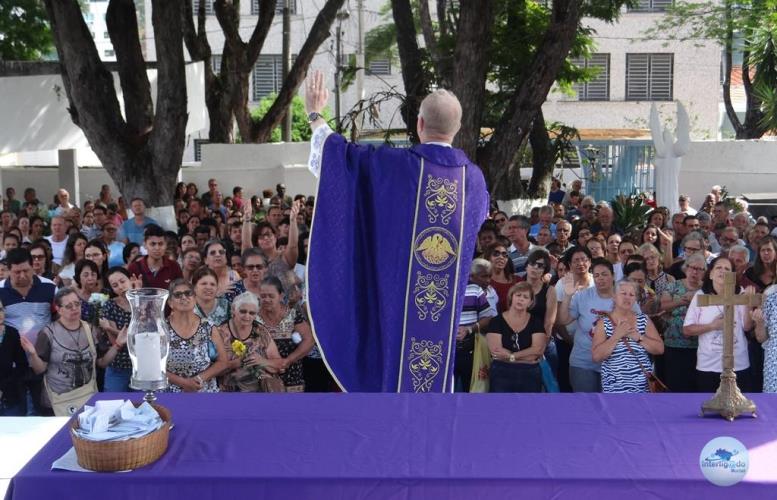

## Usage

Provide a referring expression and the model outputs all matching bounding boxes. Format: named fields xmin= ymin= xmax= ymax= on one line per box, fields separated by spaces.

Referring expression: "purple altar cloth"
xmin=6 ymin=393 xmax=777 ymax=499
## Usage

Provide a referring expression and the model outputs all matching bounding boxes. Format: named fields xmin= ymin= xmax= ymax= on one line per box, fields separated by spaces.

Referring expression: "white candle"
xmin=135 ymin=332 xmax=162 ymax=381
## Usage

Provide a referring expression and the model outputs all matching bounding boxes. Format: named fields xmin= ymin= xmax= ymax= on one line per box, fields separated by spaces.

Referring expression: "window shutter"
xmin=649 ymin=53 xmax=673 ymax=100
xmin=626 ymin=54 xmax=650 ymax=100
xmin=368 ymin=59 xmax=391 ymax=76
xmin=572 ymin=53 xmax=610 ymax=101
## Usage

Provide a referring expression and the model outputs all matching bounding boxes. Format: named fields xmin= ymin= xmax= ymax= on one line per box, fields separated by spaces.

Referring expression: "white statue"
xmin=650 ymin=102 xmax=690 ymax=215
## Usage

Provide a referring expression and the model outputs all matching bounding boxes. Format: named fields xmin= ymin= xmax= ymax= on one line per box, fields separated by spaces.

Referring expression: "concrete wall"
xmin=678 ymin=140 xmax=777 ymax=208
xmin=0 ymin=141 xmax=318 ymax=206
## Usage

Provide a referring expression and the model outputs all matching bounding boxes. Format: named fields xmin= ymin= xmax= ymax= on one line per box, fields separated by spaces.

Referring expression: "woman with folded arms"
xmin=486 ymin=282 xmax=546 ymax=393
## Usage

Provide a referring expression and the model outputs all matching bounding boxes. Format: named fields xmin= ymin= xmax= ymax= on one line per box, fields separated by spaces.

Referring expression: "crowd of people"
xmin=0 ymin=181 xmax=329 ymax=416
xmin=461 ymin=182 xmax=777 ymax=395
xmin=3 ymin=176 xmax=777 ymax=415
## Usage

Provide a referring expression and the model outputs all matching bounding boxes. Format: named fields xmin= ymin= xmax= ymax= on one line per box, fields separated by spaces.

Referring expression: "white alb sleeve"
xmin=308 ymin=124 xmax=334 ymax=179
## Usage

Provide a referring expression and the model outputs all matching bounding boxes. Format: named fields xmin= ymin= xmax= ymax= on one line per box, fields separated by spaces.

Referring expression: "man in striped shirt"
xmin=455 ymin=259 xmax=498 ymax=392
xmin=0 ymin=248 xmax=56 ymax=415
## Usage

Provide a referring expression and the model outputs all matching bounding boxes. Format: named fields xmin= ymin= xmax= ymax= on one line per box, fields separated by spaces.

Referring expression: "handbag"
xmin=44 ymin=321 xmax=99 ymax=416
xmin=622 ymin=337 xmax=669 ymax=393
xmin=469 ymin=332 xmax=492 ymax=393
xmin=259 ymin=377 xmax=286 ymax=393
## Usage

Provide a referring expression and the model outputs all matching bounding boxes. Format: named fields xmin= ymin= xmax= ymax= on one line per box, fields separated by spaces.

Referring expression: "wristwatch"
xmin=307 ymin=111 xmax=323 ymax=123
xmin=509 ymin=353 xmax=516 ymax=363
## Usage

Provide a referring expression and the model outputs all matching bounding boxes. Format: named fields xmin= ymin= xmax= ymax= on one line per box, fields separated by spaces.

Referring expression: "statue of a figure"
xmin=650 ymin=102 xmax=691 ymax=215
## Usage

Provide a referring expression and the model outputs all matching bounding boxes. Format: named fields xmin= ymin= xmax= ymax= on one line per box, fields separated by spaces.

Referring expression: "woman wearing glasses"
xmin=29 ymin=242 xmax=54 ymax=280
xmin=165 ymin=279 xmax=227 ymax=393
xmin=19 ymin=288 xmax=105 ymax=415
xmin=218 ymin=292 xmax=284 ymax=392
xmin=486 ymin=243 xmax=517 ymax=313
xmin=659 ymin=254 xmax=706 ymax=392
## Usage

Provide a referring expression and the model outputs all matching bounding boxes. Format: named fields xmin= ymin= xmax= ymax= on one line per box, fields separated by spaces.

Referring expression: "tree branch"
xmin=479 ymin=0 xmax=583 ymax=191
xmin=721 ymin=22 xmax=742 ymax=136
xmin=419 ymin=0 xmax=447 ymax=86
xmin=246 ymin=0 xmax=276 ymax=67
xmin=451 ymin=0 xmax=494 ymax=160
xmin=106 ymin=0 xmax=153 ymax=141
xmin=391 ymin=0 xmax=428 ymax=142
xmin=214 ymin=0 xmax=246 ymax=60
xmin=149 ymin=0 xmax=188 ymax=182
xmin=43 ymin=0 xmax=126 ymax=162
xmin=251 ymin=0 xmax=345 ymax=142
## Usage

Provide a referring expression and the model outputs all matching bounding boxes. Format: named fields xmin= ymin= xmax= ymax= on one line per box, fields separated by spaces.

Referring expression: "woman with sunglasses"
xmin=165 ymin=279 xmax=227 ymax=393
xmin=486 ymin=243 xmax=517 ymax=313
xmin=657 ymin=253 xmax=706 ymax=392
xmin=20 ymin=288 xmax=105 ymax=415
xmin=218 ymin=292 xmax=284 ymax=392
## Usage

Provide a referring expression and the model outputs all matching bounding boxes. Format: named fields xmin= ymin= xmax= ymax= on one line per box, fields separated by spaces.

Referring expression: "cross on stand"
xmin=696 ymin=271 xmax=761 ymax=421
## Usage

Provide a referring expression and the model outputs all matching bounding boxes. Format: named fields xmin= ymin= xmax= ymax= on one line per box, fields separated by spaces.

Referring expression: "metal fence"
xmin=568 ymin=140 xmax=656 ymax=203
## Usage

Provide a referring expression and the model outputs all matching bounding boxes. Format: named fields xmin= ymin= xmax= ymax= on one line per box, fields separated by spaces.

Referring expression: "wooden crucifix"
xmin=696 ymin=271 xmax=761 ymax=421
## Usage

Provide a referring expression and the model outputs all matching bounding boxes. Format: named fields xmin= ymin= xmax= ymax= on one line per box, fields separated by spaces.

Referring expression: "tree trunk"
xmin=451 ymin=0 xmax=494 ymax=164
xmin=251 ymin=0 xmax=345 ymax=142
xmin=44 ymin=0 xmax=187 ymax=206
xmin=527 ymin=110 xmax=554 ymax=198
xmin=478 ymin=0 xmax=583 ymax=197
xmin=391 ymin=0 xmax=428 ymax=143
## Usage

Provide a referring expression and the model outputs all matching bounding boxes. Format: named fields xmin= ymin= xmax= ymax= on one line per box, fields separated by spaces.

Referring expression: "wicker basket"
xmin=70 ymin=402 xmax=172 ymax=472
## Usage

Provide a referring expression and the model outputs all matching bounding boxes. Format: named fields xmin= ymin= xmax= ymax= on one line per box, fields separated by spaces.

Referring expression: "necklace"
xmin=229 ymin=320 xmax=254 ymax=342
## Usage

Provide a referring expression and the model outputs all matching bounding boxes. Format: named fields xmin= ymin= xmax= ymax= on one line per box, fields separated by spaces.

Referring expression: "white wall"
xmin=0 ymin=63 xmax=207 ymax=155
xmin=678 ymin=140 xmax=777 ymax=209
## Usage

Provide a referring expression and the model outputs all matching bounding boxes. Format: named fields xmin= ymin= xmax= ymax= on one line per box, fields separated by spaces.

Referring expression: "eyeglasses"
xmin=494 ymin=218 xmax=507 ymax=223
xmin=60 ymin=301 xmax=81 ymax=311
xmin=244 ymin=264 xmax=266 ymax=270
xmin=528 ymin=261 xmax=546 ymax=270
xmin=683 ymin=246 xmax=701 ymax=253
xmin=208 ymin=249 xmax=226 ymax=256
xmin=172 ymin=290 xmax=194 ymax=300
xmin=237 ymin=309 xmax=258 ymax=316
xmin=31 ymin=254 xmax=46 ymax=260
xmin=687 ymin=266 xmax=706 ymax=273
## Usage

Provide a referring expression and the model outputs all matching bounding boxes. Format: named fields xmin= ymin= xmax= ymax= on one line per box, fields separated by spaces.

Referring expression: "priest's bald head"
xmin=417 ymin=90 xmax=462 ymax=144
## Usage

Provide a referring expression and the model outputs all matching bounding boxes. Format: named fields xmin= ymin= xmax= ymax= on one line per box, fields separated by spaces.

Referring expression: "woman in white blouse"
xmin=683 ymin=256 xmax=756 ymax=392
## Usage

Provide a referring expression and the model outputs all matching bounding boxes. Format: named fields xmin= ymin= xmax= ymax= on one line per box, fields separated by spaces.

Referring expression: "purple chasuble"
xmin=307 ymin=134 xmax=489 ymax=392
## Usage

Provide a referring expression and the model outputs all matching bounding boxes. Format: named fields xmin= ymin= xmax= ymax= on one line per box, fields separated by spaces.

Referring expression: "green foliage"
xmin=0 ymin=0 xmax=53 ymax=61
xmin=250 ymin=94 xmax=332 ymax=142
xmin=611 ymin=194 xmax=653 ymax=235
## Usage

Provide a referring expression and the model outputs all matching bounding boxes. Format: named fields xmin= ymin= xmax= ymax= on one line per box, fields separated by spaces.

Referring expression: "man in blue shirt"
xmin=0 ymin=248 xmax=56 ymax=415
xmin=120 ymin=198 xmax=158 ymax=245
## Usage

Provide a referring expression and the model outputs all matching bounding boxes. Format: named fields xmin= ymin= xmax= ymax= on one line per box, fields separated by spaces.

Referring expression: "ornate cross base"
xmin=700 ymin=369 xmax=757 ymax=421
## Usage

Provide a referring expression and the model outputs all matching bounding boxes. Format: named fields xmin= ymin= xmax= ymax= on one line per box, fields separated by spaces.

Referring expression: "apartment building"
xmin=543 ymin=0 xmax=721 ymax=140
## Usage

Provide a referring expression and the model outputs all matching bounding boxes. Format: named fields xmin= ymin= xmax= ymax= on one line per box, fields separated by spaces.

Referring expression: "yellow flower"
xmin=231 ymin=339 xmax=247 ymax=358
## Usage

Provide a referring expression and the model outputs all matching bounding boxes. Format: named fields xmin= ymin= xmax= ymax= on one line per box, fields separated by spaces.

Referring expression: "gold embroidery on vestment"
xmin=424 ymin=175 xmax=458 ymax=225
xmin=413 ymin=272 xmax=449 ymax=321
xmin=408 ymin=338 xmax=443 ymax=393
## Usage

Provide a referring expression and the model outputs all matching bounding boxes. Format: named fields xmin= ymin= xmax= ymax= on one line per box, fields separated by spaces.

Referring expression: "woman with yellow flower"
xmin=218 ymin=292 xmax=285 ymax=392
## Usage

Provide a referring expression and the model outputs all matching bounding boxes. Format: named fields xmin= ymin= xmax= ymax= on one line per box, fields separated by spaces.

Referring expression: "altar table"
xmin=6 ymin=393 xmax=777 ymax=499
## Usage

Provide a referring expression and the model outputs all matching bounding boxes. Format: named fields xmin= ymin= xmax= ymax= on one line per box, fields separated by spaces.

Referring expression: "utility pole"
xmin=354 ymin=0 xmax=365 ymax=140
xmin=334 ymin=9 xmax=349 ymax=132
xmin=281 ymin=0 xmax=292 ymax=141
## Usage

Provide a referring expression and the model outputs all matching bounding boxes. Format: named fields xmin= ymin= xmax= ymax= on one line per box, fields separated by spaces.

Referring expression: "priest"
xmin=304 ymin=70 xmax=489 ymax=392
